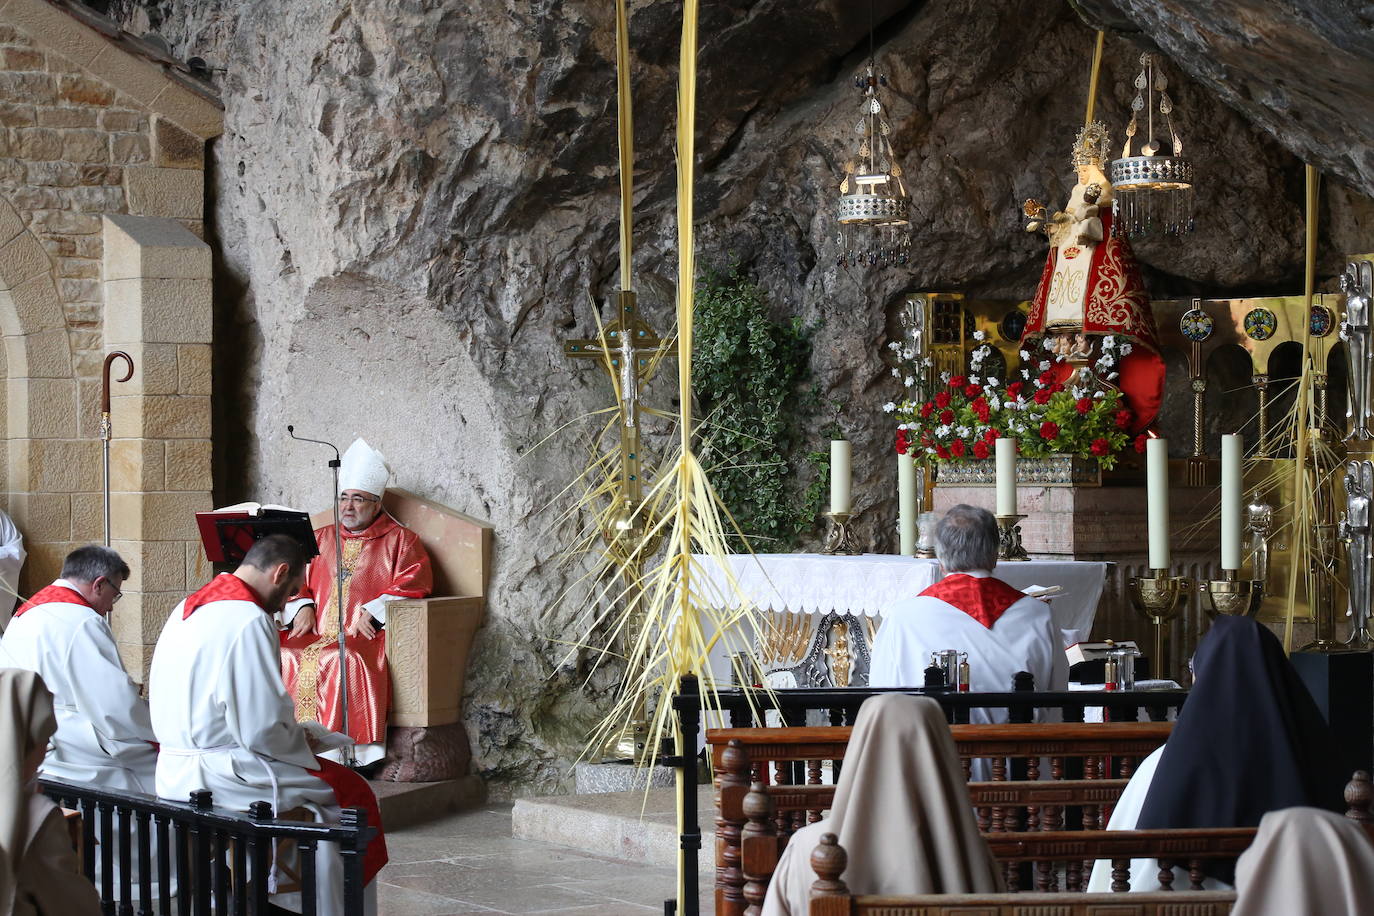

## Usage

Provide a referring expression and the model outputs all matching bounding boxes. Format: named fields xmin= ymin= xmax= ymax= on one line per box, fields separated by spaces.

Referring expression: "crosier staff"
xmin=101 ymin=352 xmax=135 ymax=547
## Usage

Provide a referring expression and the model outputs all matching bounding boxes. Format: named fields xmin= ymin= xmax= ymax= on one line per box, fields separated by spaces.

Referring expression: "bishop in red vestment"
xmin=279 ymin=439 xmax=433 ymax=765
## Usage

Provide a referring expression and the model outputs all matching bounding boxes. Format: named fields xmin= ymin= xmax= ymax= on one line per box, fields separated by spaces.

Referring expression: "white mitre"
xmin=339 ymin=438 xmax=391 ymax=497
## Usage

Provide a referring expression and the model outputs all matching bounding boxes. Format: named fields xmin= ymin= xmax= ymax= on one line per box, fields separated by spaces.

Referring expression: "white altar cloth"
xmin=694 ymin=553 xmax=1109 ymax=636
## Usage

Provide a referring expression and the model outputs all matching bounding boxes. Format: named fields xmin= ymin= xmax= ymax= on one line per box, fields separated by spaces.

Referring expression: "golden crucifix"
xmin=564 ymin=289 xmax=674 ymax=758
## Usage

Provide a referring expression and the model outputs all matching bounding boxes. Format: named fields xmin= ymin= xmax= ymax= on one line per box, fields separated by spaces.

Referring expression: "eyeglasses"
xmin=338 ymin=495 xmax=380 ymax=506
xmin=101 ymin=579 xmax=123 ymax=604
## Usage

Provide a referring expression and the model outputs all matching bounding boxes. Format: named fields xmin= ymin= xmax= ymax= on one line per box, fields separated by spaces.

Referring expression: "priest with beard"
xmin=278 ymin=438 xmax=433 ymax=769
xmin=149 ymin=534 xmax=387 ymax=912
xmin=870 ymin=504 xmax=1068 ymax=712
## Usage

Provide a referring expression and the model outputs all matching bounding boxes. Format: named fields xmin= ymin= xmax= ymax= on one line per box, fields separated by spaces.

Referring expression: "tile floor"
xmin=379 ymin=803 xmax=712 ymax=915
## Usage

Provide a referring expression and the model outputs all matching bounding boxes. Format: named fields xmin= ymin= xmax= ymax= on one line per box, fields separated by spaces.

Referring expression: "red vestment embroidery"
xmin=919 ymin=574 xmax=1027 ymax=629
xmin=14 ymin=583 xmax=93 ymax=617
xmin=183 ymin=573 xmax=266 ymax=619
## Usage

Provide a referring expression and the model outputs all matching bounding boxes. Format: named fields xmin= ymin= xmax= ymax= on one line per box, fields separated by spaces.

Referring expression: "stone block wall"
xmin=0 ymin=0 xmax=221 ymax=677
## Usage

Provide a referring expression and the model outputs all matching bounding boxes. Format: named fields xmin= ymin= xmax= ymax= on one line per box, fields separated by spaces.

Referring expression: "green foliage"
xmin=693 ymin=264 xmax=822 ymax=551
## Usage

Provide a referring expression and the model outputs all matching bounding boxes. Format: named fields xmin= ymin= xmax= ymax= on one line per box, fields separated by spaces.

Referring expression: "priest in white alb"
xmin=149 ymin=534 xmax=388 ymax=912
xmin=0 ymin=545 xmax=157 ymax=794
xmin=870 ymin=504 xmax=1068 ymax=713
xmin=279 ymin=438 xmax=433 ymax=767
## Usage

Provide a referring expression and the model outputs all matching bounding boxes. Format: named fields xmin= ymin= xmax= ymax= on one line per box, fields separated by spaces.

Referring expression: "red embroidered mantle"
xmin=14 ymin=583 xmax=93 ymax=618
xmin=919 ymin=574 xmax=1026 ymax=629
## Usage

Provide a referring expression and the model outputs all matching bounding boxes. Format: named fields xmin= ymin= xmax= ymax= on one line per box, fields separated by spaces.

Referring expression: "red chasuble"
xmin=279 ymin=514 xmax=432 ymax=745
xmin=1023 ymin=208 xmax=1166 ymax=434
xmin=919 ymin=574 xmax=1027 ymax=629
xmin=14 ymin=583 xmax=93 ymax=617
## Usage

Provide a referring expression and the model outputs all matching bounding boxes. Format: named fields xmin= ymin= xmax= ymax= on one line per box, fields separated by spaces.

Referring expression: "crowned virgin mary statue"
xmin=1023 ymin=122 xmax=1166 ymax=434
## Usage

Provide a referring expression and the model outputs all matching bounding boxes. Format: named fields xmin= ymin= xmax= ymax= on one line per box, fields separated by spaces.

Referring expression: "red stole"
xmin=309 ymin=757 xmax=388 ymax=883
xmin=14 ymin=583 xmax=93 ymax=618
xmin=919 ymin=574 xmax=1026 ymax=629
xmin=183 ymin=573 xmax=266 ymax=619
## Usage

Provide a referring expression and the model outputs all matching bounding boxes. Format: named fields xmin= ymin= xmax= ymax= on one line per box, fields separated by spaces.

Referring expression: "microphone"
xmin=287 ymin=425 xmax=341 ymax=465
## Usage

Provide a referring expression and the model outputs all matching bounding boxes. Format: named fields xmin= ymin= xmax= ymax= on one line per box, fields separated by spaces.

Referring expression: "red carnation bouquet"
xmin=893 ymin=337 xmax=1132 ymax=468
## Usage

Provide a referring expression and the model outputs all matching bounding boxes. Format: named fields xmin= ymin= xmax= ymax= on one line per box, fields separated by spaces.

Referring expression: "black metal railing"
xmin=39 ymin=777 xmax=374 ymax=916
xmin=662 ymin=674 xmax=1189 ymax=916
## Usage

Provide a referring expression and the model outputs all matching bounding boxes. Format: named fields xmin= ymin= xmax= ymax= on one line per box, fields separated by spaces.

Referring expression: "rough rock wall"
xmin=101 ymin=0 xmax=1373 ymax=794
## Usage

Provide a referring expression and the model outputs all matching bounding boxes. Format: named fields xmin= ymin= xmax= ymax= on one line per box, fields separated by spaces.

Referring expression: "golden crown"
xmin=1071 ymin=121 xmax=1112 ymax=169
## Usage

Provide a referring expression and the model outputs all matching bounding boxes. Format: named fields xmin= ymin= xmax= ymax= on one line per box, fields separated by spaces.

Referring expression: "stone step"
xmin=370 ymin=774 xmax=486 ymax=830
xmin=511 ymin=787 xmax=716 ymax=867
xmin=573 ymin=761 xmax=676 ymax=794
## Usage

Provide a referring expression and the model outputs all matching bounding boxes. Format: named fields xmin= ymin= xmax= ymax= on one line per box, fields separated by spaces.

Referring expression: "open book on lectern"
xmin=195 ymin=502 xmax=320 ymax=564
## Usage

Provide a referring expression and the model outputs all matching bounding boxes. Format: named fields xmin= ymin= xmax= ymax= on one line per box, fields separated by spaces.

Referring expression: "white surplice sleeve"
xmin=66 ymin=616 xmax=156 ymax=748
xmin=0 ymin=511 xmax=25 ymax=623
xmin=218 ymin=613 xmax=318 ymax=770
xmin=360 ymin=593 xmax=408 ymax=625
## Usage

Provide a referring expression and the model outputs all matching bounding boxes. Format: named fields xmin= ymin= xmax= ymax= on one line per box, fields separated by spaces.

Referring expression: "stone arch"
xmin=0 ymin=190 xmax=89 ymax=594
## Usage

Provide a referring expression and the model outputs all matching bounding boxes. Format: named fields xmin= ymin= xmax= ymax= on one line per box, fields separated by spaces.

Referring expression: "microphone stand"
xmin=287 ymin=426 xmax=357 ymax=768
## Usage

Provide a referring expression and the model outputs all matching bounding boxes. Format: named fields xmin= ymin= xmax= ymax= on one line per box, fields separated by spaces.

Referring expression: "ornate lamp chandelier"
xmin=836 ymin=8 xmax=910 ymax=268
xmin=1110 ymin=52 xmax=1194 ymax=237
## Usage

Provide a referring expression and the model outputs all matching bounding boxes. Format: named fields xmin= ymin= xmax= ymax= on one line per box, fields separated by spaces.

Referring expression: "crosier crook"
xmin=101 ymin=351 xmax=135 ymax=547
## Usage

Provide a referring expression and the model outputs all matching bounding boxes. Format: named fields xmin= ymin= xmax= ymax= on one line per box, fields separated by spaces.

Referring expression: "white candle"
xmin=1146 ymin=437 xmax=1171 ymax=570
xmin=995 ymin=438 xmax=1018 ymax=516
xmin=898 ymin=451 xmax=916 ymax=555
xmin=1221 ymin=433 xmax=1243 ymax=570
xmin=830 ymin=440 xmax=852 ymax=514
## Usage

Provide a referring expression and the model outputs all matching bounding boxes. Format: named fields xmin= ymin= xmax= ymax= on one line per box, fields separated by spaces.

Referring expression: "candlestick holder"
xmin=1128 ymin=569 xmax=1192 ymax=680
xmin=1203 ymin=569 xmax=1264 ymax=619
xmin=821 ymin=511 xmax=859 ymax=555
xmin=995 ymin=513 xmax=1030 ymax=561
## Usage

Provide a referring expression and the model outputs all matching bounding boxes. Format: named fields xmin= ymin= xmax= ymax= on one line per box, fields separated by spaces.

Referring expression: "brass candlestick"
xmin=1128 ymin=569 xmax=1192 ymax=680
xmin=1204 ymin=568 xmax=1264 ymax=619
xmin=995 ymin=513 xmax=1030 ymax=561
xmin=822 ymin=511 xmax=859 ymax=555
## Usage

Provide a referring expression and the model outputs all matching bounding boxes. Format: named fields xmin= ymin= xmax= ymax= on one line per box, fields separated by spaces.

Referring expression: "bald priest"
xmin=278 ymin=438 xmax=433 ymax=767
xmin=870 ymin=504 xmax=1068 ymax=713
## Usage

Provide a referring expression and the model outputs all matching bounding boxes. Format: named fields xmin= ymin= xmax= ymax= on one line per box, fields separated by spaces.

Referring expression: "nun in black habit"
xmin=1087 ymin=615 xmax=1347 ymax=892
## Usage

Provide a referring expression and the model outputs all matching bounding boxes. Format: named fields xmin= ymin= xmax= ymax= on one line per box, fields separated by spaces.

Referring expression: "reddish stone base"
xmin=379 ymin=722 xmax=473 ymax=783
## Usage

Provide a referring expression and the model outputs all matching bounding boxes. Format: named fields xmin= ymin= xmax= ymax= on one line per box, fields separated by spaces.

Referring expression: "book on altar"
xmin=195 ymin=503 xmax=319 ymax=563
xmin=1021 ymin=584 xmax=1063 ymax=600
xmin=1065 ymin=640 xmax=1140 ymax=666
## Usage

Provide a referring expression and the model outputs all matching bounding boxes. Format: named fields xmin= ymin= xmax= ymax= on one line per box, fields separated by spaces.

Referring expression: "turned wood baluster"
xmin=806 ymin=760 xmax=823 ymax=824
xmin=1110 ymin=859 xmax=1131 ymax=893
xmin=1004 ymin=861 xmax=1020 ymax=892
xmin=1188 ymin=859 xmax=1205 ymax=890
xmin=990 ymin=756 xmax=1006 ymax=832
xmin=716 ymin=741 xmax=750 ymax=916
xmin=772 ymin=760 xmax=789 ymax=835
xmin=1157 ymin=859 xmax=1174 ymax=891
xmin=1026 ymin=756 xmax=1041 ymax=832
xmin=1346 ymin=770 xmax=1373 ymax=821
xmin=740 ymin=781 xmax=778 ymax=916
xmin=809 ymin=833 xmax=849 ymax=916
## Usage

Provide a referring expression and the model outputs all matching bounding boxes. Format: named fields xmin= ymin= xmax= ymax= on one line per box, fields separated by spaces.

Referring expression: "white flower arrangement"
xmin=882 ymin=402 xmax=897 ymax=413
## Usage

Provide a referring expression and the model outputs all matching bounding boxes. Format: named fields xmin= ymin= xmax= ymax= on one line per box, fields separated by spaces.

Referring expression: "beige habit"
xmin=1232 ymin=807 xmax=1374 ymax=915
xmin=761 ymin=694 xmax=1002 ymax=916
xmin=0 ymin=668 xmax=100 ymax=916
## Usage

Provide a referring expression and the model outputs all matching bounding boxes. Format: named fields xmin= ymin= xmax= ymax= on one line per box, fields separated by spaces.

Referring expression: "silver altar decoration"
xmin=935 ymin=454 xmax=1101 ymax=487
xmin=776 ymin=611 xmax=875 ymax=688
xmin=1109 ymin=52 xmax=1194 ymax=236
xmin=1342 ymin=260 xmax=1373 ymax=440
xmin=1341 ymin=462 xmax=1374 ymax=649
xmin=1245 ymin=490 xmax=1275 ymax=587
